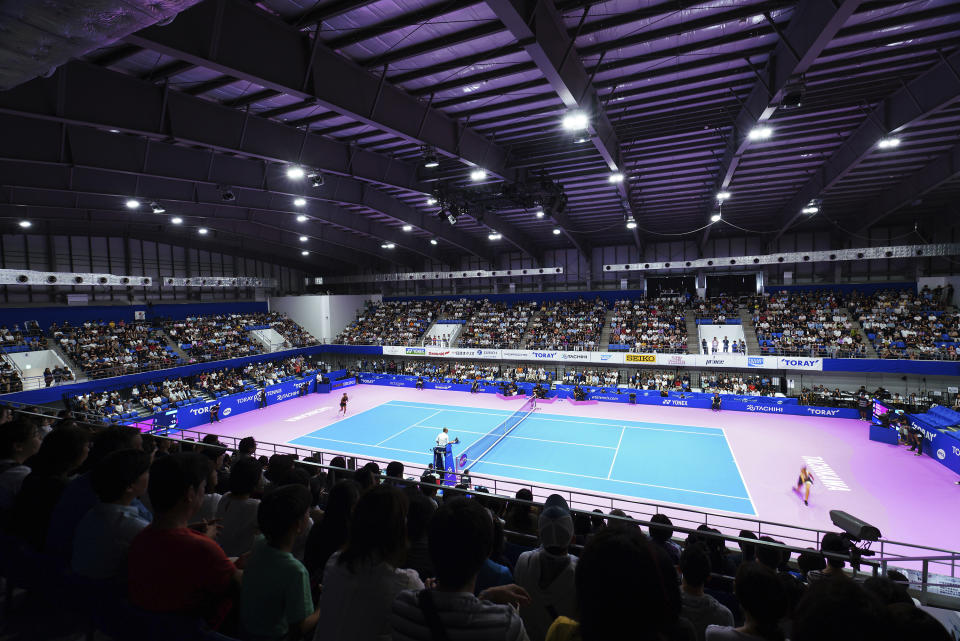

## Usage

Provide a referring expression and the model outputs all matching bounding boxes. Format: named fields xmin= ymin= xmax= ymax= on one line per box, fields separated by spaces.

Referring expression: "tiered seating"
xmin=165 ymin=314 xmax=264 ymax=362
xmin=335 ymin=300 xmax=441 ymax=345
xmin=751 ymin=291 xmax=866 ymax=358
xmin=51 ymin=320 xmax=181 ymax=378
xmin=457 ymin=300 xmax=533 ymax=349
xmin=693 ymin=296 xmax=741 ymax=324
xmin=263 ymin=312 xmax=319 ymax=347
xmin=525 ymin=298 xmax=606 ymax=351
xmin=608 ymin=298 xmax=687 ymax=353
xmin=1 ymin=359 xmax=23 ymax=393
xmin=0 ymin=325 xmax=48 ymax=353
xmin=850 ymin=288 xmax=960 ymax=360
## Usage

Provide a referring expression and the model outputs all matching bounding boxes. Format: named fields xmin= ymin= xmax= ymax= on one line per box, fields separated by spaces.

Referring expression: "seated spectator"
xmin=792 ymin=575 xmax=895 ymax=641
xmin=680 ymin=544 xmax=734 ymax=641
xmin=546 ymin=526 xmax=694 ymax=641
xmin=649 ymin=513 xmax=682 ymax=565
xmin=0 ymin=419 xmax=43 ymax=514
xmin=9 ymin=425 xmax=90 ymax=550
xmin=402 ymin=491 xmax=437 ymax=581
xmin=71 ymin=448 xmax=152 ymax=582
xmin=504 ymin=488 xmax=539 ymax=541
xmin=705 ymin=562 xmax=787 ymax=641
xmin=316 ymin=485 xmax=424 ymax=640
xmin=477 ymin=512 xmax=513 ymax=594
xmin=514 ymin=494 xmax=579 ymax=641
xmin=127 ymin=453 xmax=239 ymax=629
xmin=240 ymin=484 xmax=320 ymax=641
xmin=806 ymin=532 xmax=847 ymax=581
xmin=216 ymin=456 xmax=264 ymax=557
xmin=391 ymin=497 xmax=530 ymax=641
xmin=303 ymin=479 xmax=361 ymax=585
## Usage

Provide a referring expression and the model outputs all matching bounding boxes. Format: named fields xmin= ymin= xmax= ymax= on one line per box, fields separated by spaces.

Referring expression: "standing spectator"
xmin=216 ymin=456 xmax=263 ymax=557
xmin=316 ymin=485 xmax=423 ymax=641
xmin=723 ymin=337 xmax=730 ymax=353
xmin=712 ymin=337 xmax=719 ymax=353
xmin=391 ymin=497 xmax=531 ymax=641
xmin=8 ymin=425 xmax=90 ymax=550
xmin=240 ymin=484 xmax=320 ymax=641
xmin=127 ymin=453 xmax=240 ymax=629
xmin=0 ymin=419 xmax=43 ymax=514
xmin=43 ymin=367 xmax=54 ymax=387
xmin=71 ymin=449 xmax=152 ymax=582
xmin=514 ymin=495 xmax=579 ymax=641
xmin=680 ymin=544 xmax=734 ymax=641
xmin=705 ymin=563 xmax=787 ymax=641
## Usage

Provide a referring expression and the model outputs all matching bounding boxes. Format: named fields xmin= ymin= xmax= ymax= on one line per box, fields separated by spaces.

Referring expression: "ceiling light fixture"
xmin=423 ymin=148 xmax=440 ymax=168
xmin=710 ymin=212 xmax=723 ymax=222
xmin=470 ymin=168 xmax=486 ymax=182
xmin=748 ymin=126 xmax=773 ymax=141
xmin=426 ymin=197 xmax=437 ymax=206
xmin=877 ymin=137 xmax=900 ymax=149
xmin=299 ymin=235 xmax=308 ymax=242
xmin=150 ymin=202 xmax=165 ymax=214
xmin=301 ymin=250 xmax=309 ymax=256
xmin=18 ymin=220 xmax=31 ymax=228
xmin=198 ymin=227 xmax=208 ymax=235
xmin=108 ymin=129 xmax=120 ymax=134
xmin=802 ymin=205 xmax=819 ymax=215
xmin=575 ymin=137 xmax=589 ymax=144
xmin=381 ymin=242 xmax=396 ymax=249
xmin=125 ymin=199 xmax=140 ymax=209
xmin=171 ymin=217 xmax=183 ymax=225
xmin=626 ymin=220 xmax=637 ymax=230
xmin=552 ymin=228 xmax=562 ymax=235
xmin=296 ymin=214 xmax=308 ymax=222
xmin=402 ymin=224 xmax=413 ymax=232
xmin=562 ymin=110 xmax=589 ymax=131
xmin=608 ymin=172 xmax=624 ymax=183
xmin=309 ymin=173 xmax=324 ymax=188
xmin=716 ymin=191 xmax=731 ymax=201
xmin=293 ymin=197 xmax=307 ymax=207
xmin=535 ymin=210 xmax=545 ymax=218
xmin=430 ymin=239 xmax=438 ymax=245
xmin=286 ymin=166 xmax=306 ymax=180
xmin=488 ymin=232 xmax=502 ymax=241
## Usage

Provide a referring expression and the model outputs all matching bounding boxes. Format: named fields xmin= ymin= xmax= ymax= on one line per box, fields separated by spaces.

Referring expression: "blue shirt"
xmin=72 ymin=503 xmax=150 ymax=580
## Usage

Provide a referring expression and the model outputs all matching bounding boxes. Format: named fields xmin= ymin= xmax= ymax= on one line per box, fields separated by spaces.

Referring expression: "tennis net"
xmin=457 ymin=396 xmax=536 ymax=470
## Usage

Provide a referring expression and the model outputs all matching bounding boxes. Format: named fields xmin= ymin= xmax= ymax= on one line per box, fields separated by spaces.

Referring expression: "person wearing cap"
xmin=514 ymin=494 xmax=579 ymax=641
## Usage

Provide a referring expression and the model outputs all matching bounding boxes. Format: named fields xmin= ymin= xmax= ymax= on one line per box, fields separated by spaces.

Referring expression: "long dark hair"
xmin=338 ymin=485 xmax=408 ymax=571
xmin=303 ymin=479 xmax=360 ymax=581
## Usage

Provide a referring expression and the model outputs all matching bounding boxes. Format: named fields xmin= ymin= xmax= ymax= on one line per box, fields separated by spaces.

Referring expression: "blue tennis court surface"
xmin=289 ymin=400 xmax=754 ymax=514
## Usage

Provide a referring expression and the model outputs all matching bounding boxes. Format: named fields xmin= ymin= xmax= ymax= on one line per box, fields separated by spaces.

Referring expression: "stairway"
xmin=685 ymin=314 xmax=700 ymax=354
xmin=599 ymin=310 xmax=615 ymax=350
xmin=739 ymin=309 xmax=761 ymax=356
xmin=841 ymin=307 xmax=879 ymax=358
xmin=48 ymin=343 xmax=86 ymax=383
xmin=162 ymin=335 xmax=193 ymax=363
xmin=519 ymin=312 xmax=541 ymax=348
xmin=419 ymin=320 xmax=438 ymax=346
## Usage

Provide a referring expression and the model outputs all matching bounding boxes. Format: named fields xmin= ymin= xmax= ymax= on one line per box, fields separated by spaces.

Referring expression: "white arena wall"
xmin=270 ymin=294 xmax=379 ymax=343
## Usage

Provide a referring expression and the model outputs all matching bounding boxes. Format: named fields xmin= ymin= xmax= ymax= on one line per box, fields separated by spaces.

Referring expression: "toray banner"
xmin=176 ymin=375 xmax=314 ymax=429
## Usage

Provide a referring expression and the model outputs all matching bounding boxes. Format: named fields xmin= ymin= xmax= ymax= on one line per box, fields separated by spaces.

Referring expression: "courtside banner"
xmin=776 ymin=357 xmax=823 ymax=371
xmin=445 ymin=348 xmax=503 ymax=359
xmin=655 ymin=353 xmax=696 ymax=367
xmin=382 ymin=346 xmax=406 ymax=356
xmin=698 ymin=354 xmax=748 ymax=368
xmin=175 ymin=375 xmax=315 ymax=429
xmin=623 ymin=353 xmax=657 ymax=364
xmin=592 ymin=352 xmax=625 ymax=364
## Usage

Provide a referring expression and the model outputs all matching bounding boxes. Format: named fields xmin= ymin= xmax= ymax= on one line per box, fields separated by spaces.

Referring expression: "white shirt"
xmin=436 ymin=431 xmax=450 ymax=447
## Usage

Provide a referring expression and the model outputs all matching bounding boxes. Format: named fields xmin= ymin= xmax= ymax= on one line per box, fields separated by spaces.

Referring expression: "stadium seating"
xmin=50 ymin=320 xmax=181 ymax=378
xmin=457 ymin=300 xmax=534 ymax=349
xmin=850 ymin=288 xmax=960 ymax=360
xmin=335 ymin=300 xmax=442 ymax=345
xmin=525 ymin=298 xmax=606 ymax=351
xmin=608 ymin=298 xmax=688 ymax=353
xmin=751 ymin=291 xmax=867 ymax=358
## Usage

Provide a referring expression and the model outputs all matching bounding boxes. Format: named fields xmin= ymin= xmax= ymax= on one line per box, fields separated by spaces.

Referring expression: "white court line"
xmin=720 ymin=427 xmax=757 ymax=512
xmin=295 ymin=434 xmax=426 ymax=458
xmin=384 ymin=401 xmax=723 ymax=436
xmin=607 ymin=426 xmax=626 ymax=479
xmin=474 ymin=459 xmax=752 ymax=501
xmin=375 ymin=409 xmax=442 ymax=446
xmin=411 ymin=424 xmax=617 ymax=450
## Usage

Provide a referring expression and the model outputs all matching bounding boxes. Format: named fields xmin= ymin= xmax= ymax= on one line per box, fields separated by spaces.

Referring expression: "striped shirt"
xmin=391 ymin=590 xmax=529 ymax=641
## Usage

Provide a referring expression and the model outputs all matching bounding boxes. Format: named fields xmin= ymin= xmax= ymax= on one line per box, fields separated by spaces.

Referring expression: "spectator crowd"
xmin=751 ymin=291 xmax=867 ymax=358
xmin=609 ymin=298 xmax=688 ymax=353
xmin=51 ymin=320 xmax=180 ymax=378
xmin=850 ymin=287 xmax=960 ymax=360
xmin=526 ymin=298 xmax=606 ymax=351
xmin=458 ymin=301 xmax=534 ymax=349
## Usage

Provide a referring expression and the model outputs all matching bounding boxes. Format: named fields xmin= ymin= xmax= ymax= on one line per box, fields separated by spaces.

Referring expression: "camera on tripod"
xmin=829 ymin=510 xmax=882 ymax=569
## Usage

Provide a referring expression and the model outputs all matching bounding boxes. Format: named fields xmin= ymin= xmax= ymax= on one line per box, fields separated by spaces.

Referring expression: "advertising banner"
xmin=776 ymin=357 xmax=823 ymax=371
xmin=624 ymin=353 xmax=657 ymax=364
xmin=655 ymin=353 xmax=697 ymax=367
xmin=591 ymin=352 xmax=625 ymax=364
xmin=176 ymin=375 xmax=315 ymax=429
xmin=699 ymin=354 xmax=748 ymax=368
xmin=382 ymin=346 xmax=407 ymax=356
xmin=446 ymin=348 xmax=503 ymax=360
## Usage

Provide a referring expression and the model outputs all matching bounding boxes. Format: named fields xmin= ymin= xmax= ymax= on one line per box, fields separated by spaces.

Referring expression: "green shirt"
xmin=240 ymin=537 xmax=313 ymax=640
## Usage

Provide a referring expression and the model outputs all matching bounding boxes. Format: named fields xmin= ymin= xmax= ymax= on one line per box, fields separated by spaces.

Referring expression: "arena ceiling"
xmin=0 ymin=0 xmax=958 ymax=273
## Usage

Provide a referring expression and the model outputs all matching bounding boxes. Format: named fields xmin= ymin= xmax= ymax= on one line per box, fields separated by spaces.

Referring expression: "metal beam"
xmin=771 ymin=47 xmax=960 ymax=244
xmin=0 ymin=63 xmax=492 ymax=261
xmin=484 ymin=0 xmax=634 ymax=255
xmin=854 ymin=140 xmax=960 ymax=235
xmin=699 ymin=0 xmax=862 ymax=251
xmin=125 ymin=0 xmax=512 ymax=178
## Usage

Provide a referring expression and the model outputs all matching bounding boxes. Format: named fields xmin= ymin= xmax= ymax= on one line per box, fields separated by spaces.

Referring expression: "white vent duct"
xmin=159 ymin=277 xmax=276 ymax=288
xmin=0 ymin=270 xmax=151 ymax=286
xmin=320 ymin=266 xmax=564 ymax=284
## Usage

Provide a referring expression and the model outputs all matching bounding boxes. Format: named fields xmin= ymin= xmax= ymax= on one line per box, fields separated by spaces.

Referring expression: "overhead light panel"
xmin=877 ymin=137 xmax=900 ymax=149
xmin=198 ymin=227 xmax=208 ymax=235
xmin=426 ymin=197 xmax=437 ymax=206
xmin=748 ymin=126 xmax=772 ymax=141
xmin=562 ymin=110 xmax=589 ymax=131
xmin=470 ymin=168 xmax=486 ymax=182
xmin=488 ymin=232 xmax=502 ymax=241
xmin=608 ymin=172 xmax=624 ymax=183
xmin=552 ymin=228 xmax=562 ymax=235
xmin=380 ymin=242 xmax=396 ymax=249
xmin=150 ymin=202 xmax=165 ymax=214
xmin=802 ymin=205 xmax=819 ymax=215
xmin=301 ymin=250 xmax=309 ymax=256
xmin=286 ymin=166 xmax=306 ymax=180
xmin=299 ymin=235 xmax=308 ymax=242
xmin=716 ymin=191 xmax=731 ymax=201
xmin=710 ymin=212 xmax=723 ymax=223
xmin=293 ymin=197 xmax=307 ymax=207
xmin=125 ymin=199 xmax=140 ymax=209
xmin=309 ymin=173 xmax=324 ymax=188
xmin=171 ymin=217 xmax=183 ymax=225
xmin=296 ymin=214 xmax=308 ymax=222
xmin=402 ymin=224 xmax=413 ymax=232
xmin=535 ymin=209 xmax=545 ymax=218
xmin=626 ymin=220 xmax=637 ymax=230
xmin=423 ymin=149 xmax=440 ymax=168
xmin=430 ymin=239 xmax=438 ymax=245
xmin=18 ymin=220 xmax=31 ymax=228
